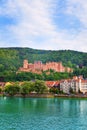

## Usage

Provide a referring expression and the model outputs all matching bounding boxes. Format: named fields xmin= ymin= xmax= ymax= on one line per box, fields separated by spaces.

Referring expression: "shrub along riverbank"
xmin=2 ymin=80 xmax=48 ymax=97
xmin=0 ymin=79 xmax=87 ymax=98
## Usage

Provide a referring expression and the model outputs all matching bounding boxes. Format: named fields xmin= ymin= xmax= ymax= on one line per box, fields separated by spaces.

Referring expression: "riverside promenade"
xmin=3 ymin=93 xmax=87 ymax=99
xmin=54 ymin=94 xmax=87 ymax=98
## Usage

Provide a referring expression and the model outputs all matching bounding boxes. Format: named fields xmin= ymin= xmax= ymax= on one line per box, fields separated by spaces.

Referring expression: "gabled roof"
xmin=45 ymin=81 xmax=60 ymax=88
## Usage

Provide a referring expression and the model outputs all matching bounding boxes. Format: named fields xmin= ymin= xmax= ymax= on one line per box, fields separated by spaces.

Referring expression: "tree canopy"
xmin=0 ymin=47 xmax=86 ymax=80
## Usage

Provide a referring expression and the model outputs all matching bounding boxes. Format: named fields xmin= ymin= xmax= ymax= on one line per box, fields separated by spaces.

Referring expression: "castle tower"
xmin=23 ymin=60 xmax=28 ymax=69
xmin=57 ymin=62 xmax=63 ymax=72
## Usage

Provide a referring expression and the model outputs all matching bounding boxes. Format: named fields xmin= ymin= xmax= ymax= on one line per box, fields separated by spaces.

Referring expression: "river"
xmin=0 ymin=97 xmax=87 ymax=130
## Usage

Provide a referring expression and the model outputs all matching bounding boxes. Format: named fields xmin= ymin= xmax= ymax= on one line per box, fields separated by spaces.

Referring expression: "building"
xmin=45 ymin=81 xmax=60 ymax=89
xmin=19 ymin=59 xmax=73 ymax=74
xmin=79 ymin=78 xmax=87 ymax=94
xmin=60 ymin=76 xmax=87 ymax=94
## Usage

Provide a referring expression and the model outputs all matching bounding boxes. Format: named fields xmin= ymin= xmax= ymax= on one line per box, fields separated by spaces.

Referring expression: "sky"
xmin=0 ymin=0 xmax=87 ymax=52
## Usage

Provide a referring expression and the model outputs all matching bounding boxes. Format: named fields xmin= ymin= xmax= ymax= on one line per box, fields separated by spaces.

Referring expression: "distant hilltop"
xmin=19 ymin=59 xmax=73 ymax=74
xmin=0 ymin=48 xmax=86 ymax=75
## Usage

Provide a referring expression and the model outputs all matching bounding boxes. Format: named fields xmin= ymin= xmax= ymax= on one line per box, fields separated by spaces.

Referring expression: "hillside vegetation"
xmin=0 ymin=47 xmax=87 ymax=81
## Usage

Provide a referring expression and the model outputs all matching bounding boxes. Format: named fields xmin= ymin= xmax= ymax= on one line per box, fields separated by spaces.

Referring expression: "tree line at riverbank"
xmin=2 ymin=80 xmax=48 ymax=96
xmin=0 ymin=80 xmax=65 ymax=97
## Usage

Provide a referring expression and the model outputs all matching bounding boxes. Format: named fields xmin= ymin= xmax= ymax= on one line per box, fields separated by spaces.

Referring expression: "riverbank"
xmin=3 ymin=93 xmax=54 ymax=98
xmin=2 ymin=93 xmax=87 ymax=98
xmin=54 ymin=94 xmax=87 ymax=98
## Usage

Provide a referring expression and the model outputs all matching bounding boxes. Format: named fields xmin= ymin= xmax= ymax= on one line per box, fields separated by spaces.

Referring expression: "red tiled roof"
xmin=81 ymin=80 xmax=87 ymax=83
xmin=45 ymin=81 xmax=60 ymax=88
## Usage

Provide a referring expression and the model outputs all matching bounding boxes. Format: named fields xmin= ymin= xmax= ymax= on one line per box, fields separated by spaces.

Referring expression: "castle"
xmin=19 ymin=60 xmax=73 ymax=73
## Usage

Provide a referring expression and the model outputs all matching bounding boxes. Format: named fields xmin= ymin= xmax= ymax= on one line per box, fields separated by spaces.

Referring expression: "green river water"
xmin=0 ymin=97 xmax=87 ymax=130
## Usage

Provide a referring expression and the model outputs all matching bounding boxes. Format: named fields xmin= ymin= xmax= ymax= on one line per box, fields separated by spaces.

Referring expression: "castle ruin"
xmin=19 ymin=60 xmax=73 ymax=74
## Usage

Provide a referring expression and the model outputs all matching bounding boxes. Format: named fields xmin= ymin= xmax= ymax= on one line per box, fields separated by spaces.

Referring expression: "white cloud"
xmin=0 ymin=0 xmax=87 ymax=52
xmin=66 ymin=0 xmax=87 ymax=27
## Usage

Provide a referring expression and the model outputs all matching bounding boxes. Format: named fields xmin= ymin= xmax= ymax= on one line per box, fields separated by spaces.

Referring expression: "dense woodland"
xmin=0 ymin=47 xmax=87 ymax=81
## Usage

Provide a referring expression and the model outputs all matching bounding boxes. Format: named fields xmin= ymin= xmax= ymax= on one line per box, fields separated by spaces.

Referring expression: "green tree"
xmin=0 ymin=87 xmax=2 ymax=93
xmin=4 ymin=83 xmax=20 ymax=96
xmin=34 ymin=80 xmax=47 ymax=94
xmin=20 ymin=81 xmax=34 ymax=96
xmin=0 ymin=64 xmax=4 ymax=72
xmin=69 ymin=87 xmax=74 ymax=94
xmin=49 ymin=87 xmax=60 ymax=94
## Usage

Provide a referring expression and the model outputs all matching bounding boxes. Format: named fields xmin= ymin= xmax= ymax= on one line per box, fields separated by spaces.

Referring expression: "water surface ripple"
xmin=0 ymin=97 xmax=87 ymax=130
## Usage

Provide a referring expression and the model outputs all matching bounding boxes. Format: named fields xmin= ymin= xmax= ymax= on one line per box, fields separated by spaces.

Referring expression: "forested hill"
xmin=0 ymin=47 xmax=87 ymax=72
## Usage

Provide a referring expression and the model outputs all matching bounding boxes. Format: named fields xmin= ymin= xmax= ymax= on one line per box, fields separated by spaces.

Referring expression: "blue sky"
xmin=0 ymin=0 xmax=87 ymax=52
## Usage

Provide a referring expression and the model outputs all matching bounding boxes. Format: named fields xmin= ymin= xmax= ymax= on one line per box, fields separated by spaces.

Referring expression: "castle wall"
xmin=19 ymin=60 xmax=73 ymax=73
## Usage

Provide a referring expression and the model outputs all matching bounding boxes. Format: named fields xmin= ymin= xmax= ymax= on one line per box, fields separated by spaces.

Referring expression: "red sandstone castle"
xmin=19 ymin=60 xmax=73 ymax=73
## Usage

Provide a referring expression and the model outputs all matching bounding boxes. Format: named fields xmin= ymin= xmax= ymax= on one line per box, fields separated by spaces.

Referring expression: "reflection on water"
xmin=0 ymin=97 xmax=87 ymax=130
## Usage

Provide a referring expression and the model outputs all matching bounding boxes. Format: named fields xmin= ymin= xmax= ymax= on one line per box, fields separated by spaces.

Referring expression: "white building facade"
xmin=60 ymin=76 xmax=87 ymax=94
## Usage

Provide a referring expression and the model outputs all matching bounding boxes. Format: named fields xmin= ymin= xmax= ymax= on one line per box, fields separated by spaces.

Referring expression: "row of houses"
xmin=0 ymin=76 xmax=87 ymax=94
xmin=60 ymin=76 xmax=87 ymax=94
xmin=46 ymin=76 xmax=87 ymax=94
